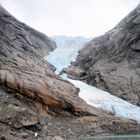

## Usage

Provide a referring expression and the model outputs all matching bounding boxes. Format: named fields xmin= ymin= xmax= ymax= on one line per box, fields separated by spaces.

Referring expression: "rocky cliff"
xmin=47 ymin=35 xmax=90 ymax=73
xmin=0 ymin=5 xmax=140 ymax=140
xmin=0 ymin=5 xmax=104 ymax=116
xmin=67 ymin=4 xmax=140 ymax=106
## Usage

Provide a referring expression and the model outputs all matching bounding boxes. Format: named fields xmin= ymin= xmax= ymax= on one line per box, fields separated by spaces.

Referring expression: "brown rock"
xmin=0 ymin=5 xmax=140 ymax=139
xmin=0 ymin=5 xmax=102 ymax=117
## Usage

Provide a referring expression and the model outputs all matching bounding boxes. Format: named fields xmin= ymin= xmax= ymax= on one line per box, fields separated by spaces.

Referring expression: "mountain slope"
xmin=0 ymin=5 xmax=103 ymax=120
xmin=1 ymin=5 xmax=140 ymax=139
xmin=47 ymin=35 xmax=91 ymax=73
xmin=46 ymin=35 xmax=140 ymax=123
xmin=67 ymin=4 xmax=140 ymax=106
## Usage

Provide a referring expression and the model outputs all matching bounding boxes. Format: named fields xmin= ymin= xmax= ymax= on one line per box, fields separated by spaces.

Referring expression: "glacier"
xmin=47 ymin=36 xmax=90 ymax=73
xmin=45 ymin=35 xmax=140 ymax=123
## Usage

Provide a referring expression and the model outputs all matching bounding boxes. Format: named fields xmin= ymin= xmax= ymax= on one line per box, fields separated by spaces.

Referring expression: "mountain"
xmin=0 ymin=5 xmax=140 ymax=140
xmin=0 ymin=5 xmax=104 ymax=139
xmin=46 ymin=35 xmax=140 ymax=123
xmin=66 ymin=4 xmax=140 ymax=106
xmin=47 ymin=35 xmax=91 ymax=73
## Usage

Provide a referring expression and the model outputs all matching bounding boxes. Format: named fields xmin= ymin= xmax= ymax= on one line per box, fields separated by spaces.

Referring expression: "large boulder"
xmin=67 ymin=5 xmax=140 ymax=106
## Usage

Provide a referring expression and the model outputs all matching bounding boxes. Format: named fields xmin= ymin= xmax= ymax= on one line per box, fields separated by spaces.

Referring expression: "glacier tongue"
xmin=46 ymin=36 xmax=90 ymax=74
xmin=45 ymin=35 xmax=140 ymax=123
xmin=68 ymin=79 xmax=140 ymax=122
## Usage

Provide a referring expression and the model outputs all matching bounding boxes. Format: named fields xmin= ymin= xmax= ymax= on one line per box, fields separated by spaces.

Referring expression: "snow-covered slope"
xmin=46 ymin=36 xmax=91 ymax=73
xmin=45 ymin=35 xmax=140 ymax=123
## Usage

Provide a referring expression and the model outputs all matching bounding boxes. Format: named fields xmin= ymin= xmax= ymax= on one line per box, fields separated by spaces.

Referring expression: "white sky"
xmin=0 ymin=0 xmax=140 ymax=37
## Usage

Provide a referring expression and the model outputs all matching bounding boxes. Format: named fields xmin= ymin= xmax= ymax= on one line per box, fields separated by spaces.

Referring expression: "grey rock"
xmin=1 ymin=5 xmax=140 ymax=140
xmin=0 ymin=98 xmax=38 ymax=129
xmin=0 ymin=5 xmax=102 ymax=117
xmin=53 ymin=136 xmax=64 ymax=140
xmin=67 ymin=4 xmax=140 ymax=106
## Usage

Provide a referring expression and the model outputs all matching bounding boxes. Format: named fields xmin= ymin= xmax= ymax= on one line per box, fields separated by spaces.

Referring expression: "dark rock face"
xmin=67 ymin=5 xmax=140 ymax=106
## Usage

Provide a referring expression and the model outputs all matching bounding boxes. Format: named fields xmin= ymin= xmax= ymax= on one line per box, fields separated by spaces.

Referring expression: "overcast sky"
xmin=0 ymin=0 xmax=140 ymax=37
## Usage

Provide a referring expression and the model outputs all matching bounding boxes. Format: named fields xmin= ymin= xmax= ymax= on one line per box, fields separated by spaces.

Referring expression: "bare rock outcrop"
xmin=1 ymin=5 xmax=140 ymax=139
xmin=67 ymin=4 xmax=140 ymax=106
xmin=1 ymin=88 xmax=140 ymax=139
xmin=0 ymin=5 xmax=102 ymax=117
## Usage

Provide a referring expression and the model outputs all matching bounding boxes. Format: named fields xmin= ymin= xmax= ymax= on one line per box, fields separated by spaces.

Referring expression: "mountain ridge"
xmin=66 ymin=4 xmax=140 ymax=106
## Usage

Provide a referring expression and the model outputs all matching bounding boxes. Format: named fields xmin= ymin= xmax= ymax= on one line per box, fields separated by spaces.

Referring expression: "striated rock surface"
xmin=0 ymin=5 xmax=102 ymax=117
xmin=67 ymin=4 xmax=140 ymax=106
xmin=0 ymin=87 xmax=140 ymax=139
xmin=0 ymin=5 xmax=140 ymax=139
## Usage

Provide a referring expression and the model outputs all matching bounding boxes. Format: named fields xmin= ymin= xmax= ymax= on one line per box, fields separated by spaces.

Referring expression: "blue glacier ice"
xmin=44 ymin=35 xmax=140 ymax=123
